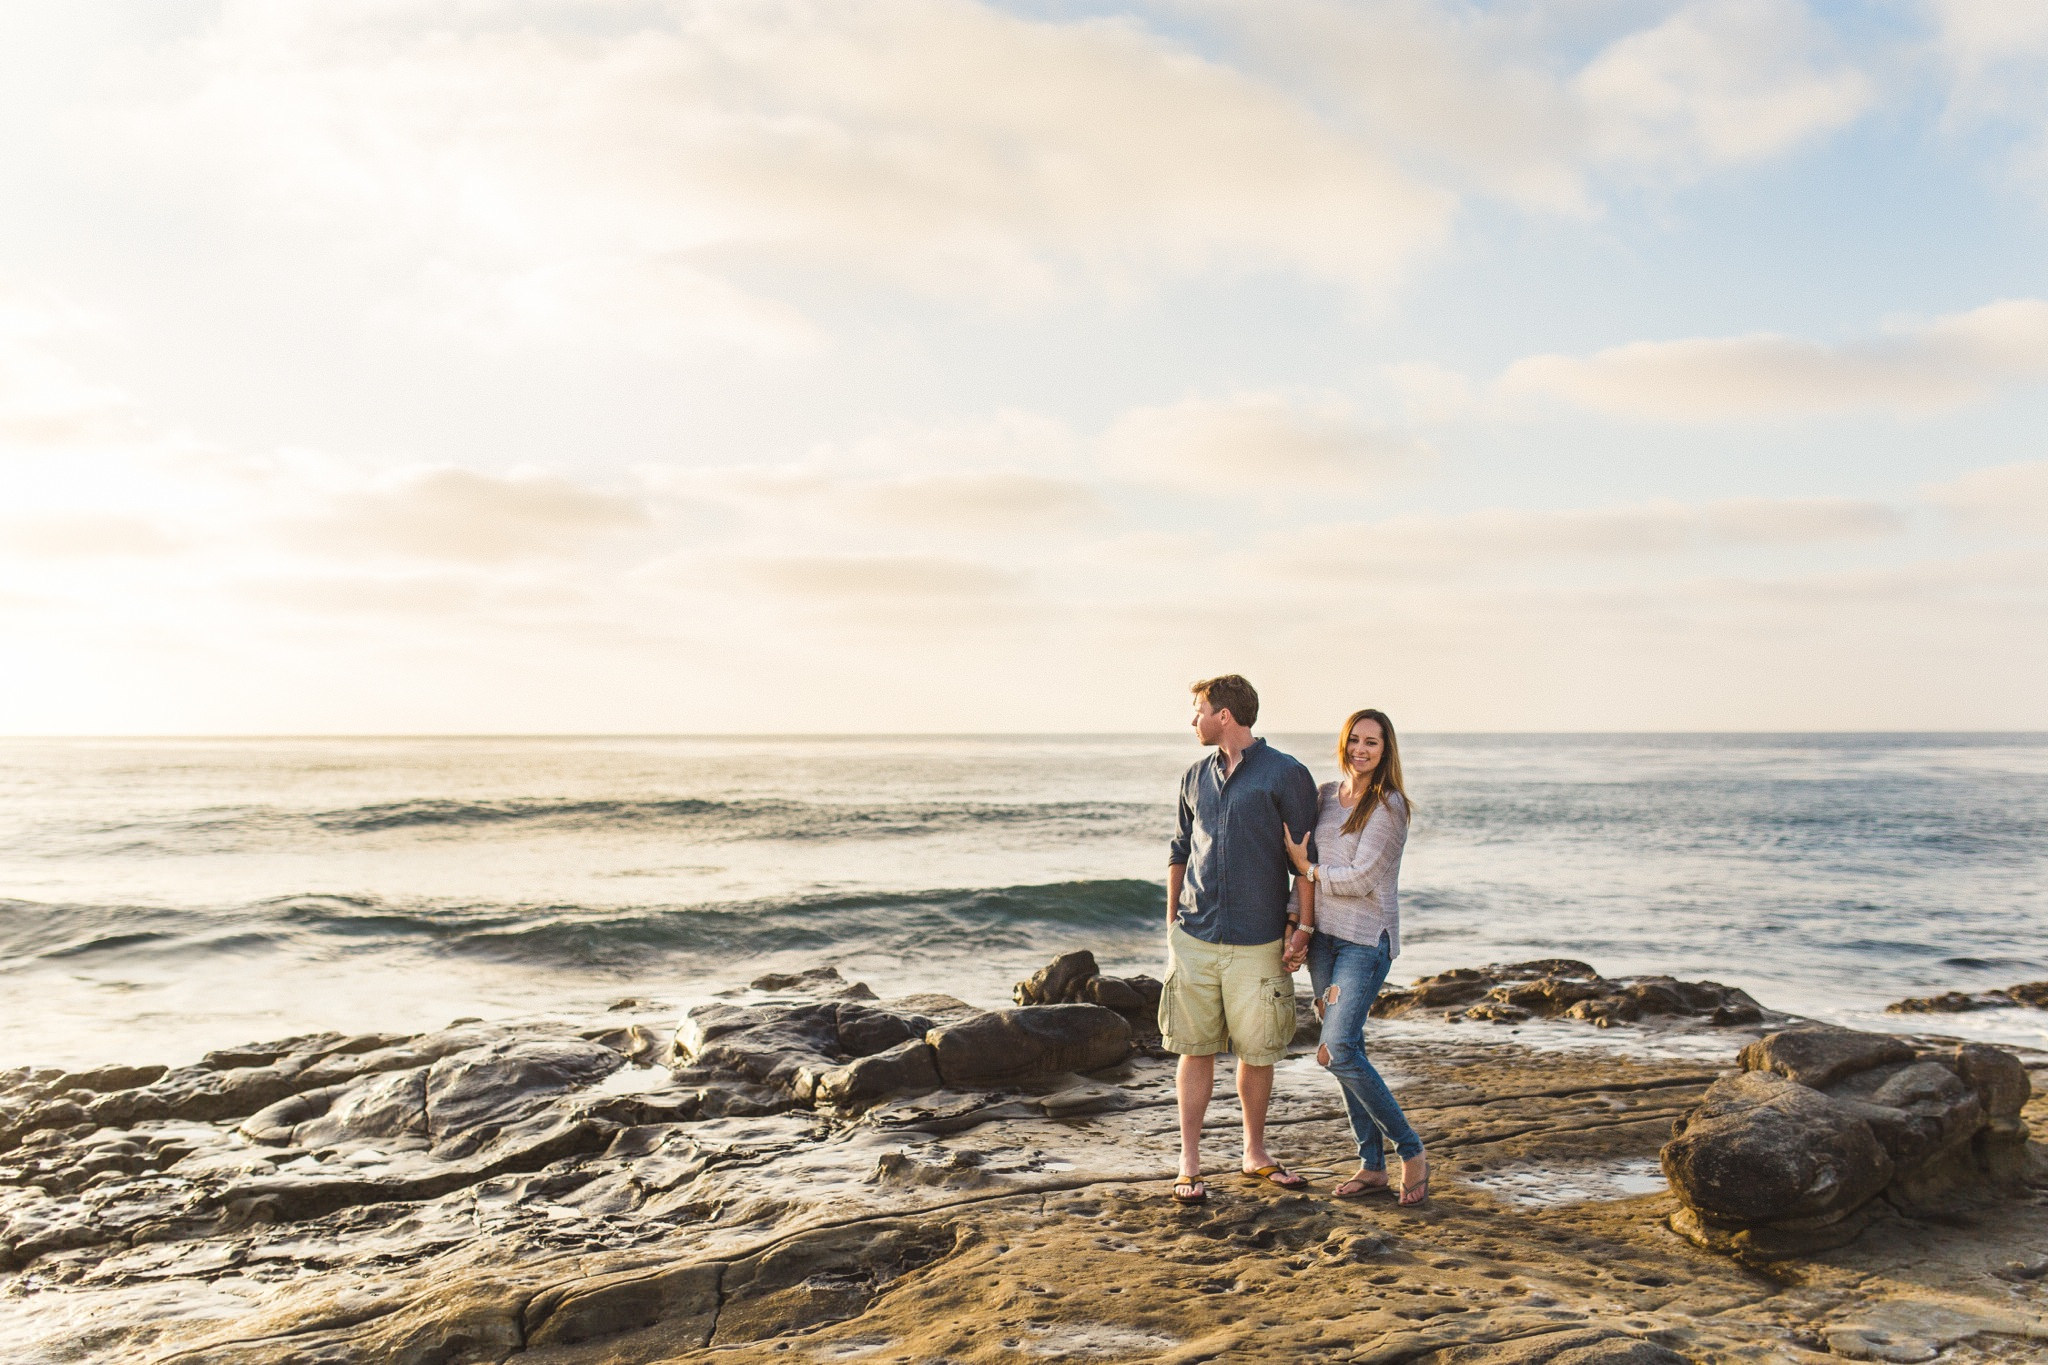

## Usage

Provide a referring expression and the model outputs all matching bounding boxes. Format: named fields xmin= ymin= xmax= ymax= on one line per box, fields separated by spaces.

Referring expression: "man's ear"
xmin=1214 ymin=708 xmax=1236 ymax=728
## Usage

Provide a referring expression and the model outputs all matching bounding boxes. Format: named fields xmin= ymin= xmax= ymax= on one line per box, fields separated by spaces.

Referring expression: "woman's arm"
xmin=1313 ymin=795 xmax=1408 ymax=899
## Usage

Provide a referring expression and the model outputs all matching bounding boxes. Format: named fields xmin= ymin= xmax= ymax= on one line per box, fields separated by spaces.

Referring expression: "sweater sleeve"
xmin=1317 ymin=793 xmax=1408 ymax=899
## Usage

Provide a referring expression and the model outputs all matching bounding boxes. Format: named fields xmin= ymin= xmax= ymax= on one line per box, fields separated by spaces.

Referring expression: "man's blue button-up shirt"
xmin=1168 ymin=737 xmax=1320 ymax=946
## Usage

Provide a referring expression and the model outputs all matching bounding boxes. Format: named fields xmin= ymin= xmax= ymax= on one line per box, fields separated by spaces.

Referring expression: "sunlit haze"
xmin=3 ymin=1 xmax=2046 ymax=734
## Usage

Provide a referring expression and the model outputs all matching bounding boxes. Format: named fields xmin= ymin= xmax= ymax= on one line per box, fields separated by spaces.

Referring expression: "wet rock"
xmin=712 ymin=1219 xmax=958 ymax=1345
xmin=806 ymin=1040 xmax=942 ymax=1108
xmin=296 ymin=1066 xmax=430 ymax=1147
xmin=1948 ymin=1043 xmax=2032 ymax=1118
xmin=675 ymin=972 xmax=1140 ymax=1110
xmin=749 ymin=965 xmax=877 ymax=999
xmin=927 ymin=1006 xmax=1131 ymax=1087
xmin=1887 ymin=980 xmax=2048 ymax=1013
xmin=524 ymin=1261 xmax=722 ymax=1350
xmin=1738 ymin=1027 xmax=1914 ymax=1089
xmin=1375 ymin=961 xmax=1766 ymax=1028
xmin=1664 ymin=1071 xmax=1895 ymax=1245
xmin=1418 ymin=1328 xmax=1690 ymax=1364
xmin=1013 ymin=949 xmax=1164 ymax=1036
xmin=424 ymin=1038 xmax=624 ymax=1142
xmin=676 ymin=999 xmax=938 ymax=1101
xmin=1014 ymin=949 xmax=1103 ymax=1006
xmin=1664 ymin=1027 xmax=2035 ymax=1256
xmin=52 ymin=1063 xmax=168 ymax=1093
xmin=6 ymin=956 xmax=2045 ymax=1364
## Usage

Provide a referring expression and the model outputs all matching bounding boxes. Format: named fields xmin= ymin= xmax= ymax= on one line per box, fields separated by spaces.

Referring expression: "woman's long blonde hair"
xmin=1336 ymin=708 xmax=1411 ymax=835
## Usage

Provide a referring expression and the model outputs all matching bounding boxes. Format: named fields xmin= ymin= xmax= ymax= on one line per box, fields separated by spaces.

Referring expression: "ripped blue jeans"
xmin=1306 ymin=929 xmax=1423 ymax=1172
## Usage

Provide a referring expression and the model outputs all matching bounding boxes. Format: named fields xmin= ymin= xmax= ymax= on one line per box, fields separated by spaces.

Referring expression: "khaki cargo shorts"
xmin=1158 ymin=922 xmax=1296 ymax=1067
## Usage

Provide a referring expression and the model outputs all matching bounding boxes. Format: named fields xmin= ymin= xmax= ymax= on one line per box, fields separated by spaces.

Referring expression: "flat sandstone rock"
xmin=2 ymin=959 xmax=2043 ymax=1365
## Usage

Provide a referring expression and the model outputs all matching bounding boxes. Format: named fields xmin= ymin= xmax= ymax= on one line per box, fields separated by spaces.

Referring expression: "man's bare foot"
xmin=1332 ymin=1170 xmax=1390 ymax=1199
xmin=1398 ymin=1153 xmax=1429 ymax=1206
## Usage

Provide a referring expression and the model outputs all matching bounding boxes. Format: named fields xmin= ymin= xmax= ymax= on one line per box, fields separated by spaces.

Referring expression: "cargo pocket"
xmin=1157 ymin=963 xmax=1185 ymax=1042
xmin=1261 ymin=974 xmax=1299 ymax=1056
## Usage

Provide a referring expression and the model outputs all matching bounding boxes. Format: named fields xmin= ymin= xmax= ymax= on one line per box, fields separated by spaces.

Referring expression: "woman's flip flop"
xmin=1331 ymin=1172 xmax=1392 ymax=1199
xmin=1171 ymin=1177 xmax=1207 ymax=1205
xmin=1242 ymin=1164 xmax=1310 ymax=1191
xmin=1397 ymin=1155 xmax=1429 ymax=1207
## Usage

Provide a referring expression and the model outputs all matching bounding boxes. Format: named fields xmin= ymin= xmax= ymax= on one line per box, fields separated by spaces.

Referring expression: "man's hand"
xmin=1282 ymin=924 xmax=1311 ymax=971
xmin=1166 ymin=862 xmax=1186 ymax=927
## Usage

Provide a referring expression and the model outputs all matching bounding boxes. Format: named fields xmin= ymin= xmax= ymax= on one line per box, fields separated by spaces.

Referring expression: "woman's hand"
xmin=1282 ymin=924 xmax=1311 ymax=971
xmin=1283 ymin=823 xmax=1312 ymax=877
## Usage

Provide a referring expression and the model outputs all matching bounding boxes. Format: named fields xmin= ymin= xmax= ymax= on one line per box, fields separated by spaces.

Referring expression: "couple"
xmin=1162 ymin=674 xmax=1426 ymax=1207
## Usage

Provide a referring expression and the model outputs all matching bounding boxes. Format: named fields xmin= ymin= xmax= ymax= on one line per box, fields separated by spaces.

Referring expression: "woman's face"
xmin=1345 ymin=718 xmax=1385 ymax=776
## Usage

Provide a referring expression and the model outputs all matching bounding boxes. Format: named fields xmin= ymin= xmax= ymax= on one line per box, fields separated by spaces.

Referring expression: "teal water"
xmin=2 ymin=733 xmax=2044 ymax=1066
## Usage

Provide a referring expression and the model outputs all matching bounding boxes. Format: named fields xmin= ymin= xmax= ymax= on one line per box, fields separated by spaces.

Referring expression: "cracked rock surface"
xmin=1661 ymin=1027 xmax=2036 ymax=1257
xmin=2 ymin=959 xmax=2045 ymax=1364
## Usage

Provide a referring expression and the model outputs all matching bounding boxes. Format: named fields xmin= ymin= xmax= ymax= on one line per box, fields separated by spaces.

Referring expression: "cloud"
xmin=1179 ymin=0 xmax=1871 ymax=212
xmin=1265 ymin=495 xmax=1905 ymax=576
xmin=299 ymin=467 xmax=650 ymax=563
xmin=847 ymin=473 xmax=1105 ymax=530
xmin=1102 ymin=391 xmax=1428 ymax=486
xmin=1929 ymin=0 xmax=2048 ymax=186
xmin=1931 ymin=0 xmax=2048 ymax=100
xmin=240 ymin=572 xmax=588 ymax=618
xmin=1922 ymin=459 xmax=2048 ymax=535
xmin=122 ymin=0 xmax=1452 ymax=353
xmin=739 ymin=554 xmax=1023 ymax=599
xmin=0 ymin=283 xmax=130 ymax=445
xmin=0 ymin=514 xmax=183 ymax=558
xmin=1498 ymin=298 xmax=2048 ymax=418
xmin=1573 ymin=0 xmax=1871 ymax=171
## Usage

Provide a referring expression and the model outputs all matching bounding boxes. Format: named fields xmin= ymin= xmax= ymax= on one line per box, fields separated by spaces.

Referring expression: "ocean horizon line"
xmin=3 ymin=728 xmax=2047 ymax=743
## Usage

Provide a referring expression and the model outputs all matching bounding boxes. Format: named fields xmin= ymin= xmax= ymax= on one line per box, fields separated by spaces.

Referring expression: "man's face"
xmin=1191 ymin=694 xmax=1227 ymax=746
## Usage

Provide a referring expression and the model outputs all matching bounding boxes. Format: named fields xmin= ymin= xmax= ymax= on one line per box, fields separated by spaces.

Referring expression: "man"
xmin=1162 ymin=674 xmax=1319 ymax=1204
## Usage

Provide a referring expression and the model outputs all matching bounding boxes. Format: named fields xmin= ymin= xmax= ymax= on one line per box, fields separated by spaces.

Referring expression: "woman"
xmin=1283 ymin=708 xmax=1427 ymax=1205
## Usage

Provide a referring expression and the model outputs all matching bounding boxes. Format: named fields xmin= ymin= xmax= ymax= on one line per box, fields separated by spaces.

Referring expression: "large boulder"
xmin=672 ymin=975 xmax=1133 ymax=1109
xmin=1737 ymin=1028 xmax=1913 ymax=1089
xmin=1664 ymin=1071 xmax=1894 ymax=1245
xmin=1663 ymin=1026 xmax=2035 ymax=1256
xmin=1012 ymin=949 xmax=1164 ymax=1037
xmin=926 ymin=1006 xmax=1131 ymax=1088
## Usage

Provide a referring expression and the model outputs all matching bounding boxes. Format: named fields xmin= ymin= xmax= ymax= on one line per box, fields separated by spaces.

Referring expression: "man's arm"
xmin=1167 ymin=769 xmax=1193 ymax=926
xmin=1284 ymin=764 xmax=1321 ymax=870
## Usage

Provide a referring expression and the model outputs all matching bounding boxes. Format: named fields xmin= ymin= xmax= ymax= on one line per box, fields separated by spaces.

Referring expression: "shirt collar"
xmin=1209 ymin=735 xmax=1266 ymax=774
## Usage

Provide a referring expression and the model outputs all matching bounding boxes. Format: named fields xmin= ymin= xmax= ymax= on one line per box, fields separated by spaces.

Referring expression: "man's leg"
xmin=1236 ymin=1058 xmax=1275 ymax=1171
xmin=1176 ymin=1052 xmax=1216 ymax=1179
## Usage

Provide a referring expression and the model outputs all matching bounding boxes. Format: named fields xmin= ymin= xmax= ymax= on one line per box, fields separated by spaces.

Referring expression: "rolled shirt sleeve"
xmin=1168 ymin=769 xmax=1193 ymax=867
xmin=1282 ymin=762 xmax=1320 ymax=869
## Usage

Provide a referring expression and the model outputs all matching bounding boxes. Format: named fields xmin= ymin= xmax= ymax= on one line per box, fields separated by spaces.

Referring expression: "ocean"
xmin=3 ymin=732 xmax=2045 ymax=1070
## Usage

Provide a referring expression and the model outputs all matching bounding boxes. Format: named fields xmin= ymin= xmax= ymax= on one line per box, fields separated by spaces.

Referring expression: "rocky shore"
xmin=2 ymin=955 xmax=2045 ymax=1364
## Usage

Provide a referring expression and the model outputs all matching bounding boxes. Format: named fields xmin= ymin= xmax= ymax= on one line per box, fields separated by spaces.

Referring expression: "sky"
xmin=2 ymin=0 xmax=2046 ymax=734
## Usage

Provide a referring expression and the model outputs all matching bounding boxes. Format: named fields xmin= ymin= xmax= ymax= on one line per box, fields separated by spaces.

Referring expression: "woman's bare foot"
xmin=1397 ymin=1153 xmax=1429 ymax=1206
xmin=1331 ymin=1169 xmax=1390 ymax=1199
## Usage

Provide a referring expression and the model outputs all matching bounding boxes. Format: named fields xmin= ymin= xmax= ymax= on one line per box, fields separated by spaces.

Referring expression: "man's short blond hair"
xmin=1191 ymin=674 xmax=1259 ymax=728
